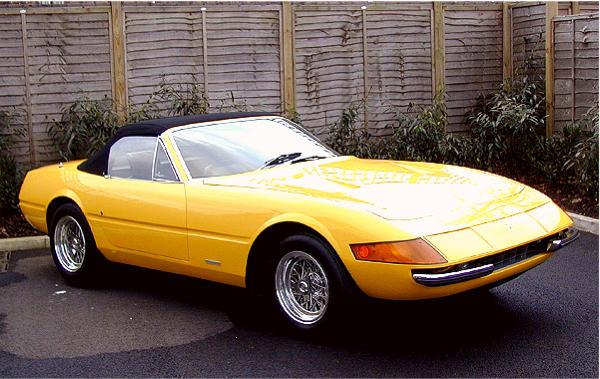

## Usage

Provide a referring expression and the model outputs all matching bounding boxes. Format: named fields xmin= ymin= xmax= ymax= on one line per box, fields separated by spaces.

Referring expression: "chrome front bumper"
xmin=413 ymin=227 xmax=579 ymax=287
xmin=548 ymin=227 xmax=580 ymax=252
xmin=413 ymin=264 xmax=494 ymax=287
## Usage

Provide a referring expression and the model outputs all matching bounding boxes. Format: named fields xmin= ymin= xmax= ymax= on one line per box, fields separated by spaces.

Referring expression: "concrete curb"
xmin=567 ymin=212 xmax=599 ymax=235
xmin=0 ymin=212 xmax=597 ymax=252
xmin=0 ymin=235 xmax=49 ymax=252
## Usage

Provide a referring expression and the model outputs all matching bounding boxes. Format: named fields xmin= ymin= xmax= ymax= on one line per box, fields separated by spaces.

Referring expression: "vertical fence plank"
xmin=546 ymin=1 xmax=558 ymax=136
xmin=361 ymin=6 xmax=369 ymax=130
xmin=433 ymin=2 xmax=445 ymax=96
xmin=571 ymin=19 xmax=576 ymax=124
xmin=571 ymin=2 xmax=580 ymax=14
xmin=429 ymin=8 xmax=435 ymax=99
xmin=111 ymin=2 xmax=127 ymax=115
xmin=278 ymin=7 xmax=284 ymax=110
xmin=503 ymin=2 xmax=513 ymax=81
xmin=20 ymin=10 xmax=35 ymax=166
xmin=201 ymin=7 xmax=209 ymax=98
xmin=281 ymin=2 xmax=295 ymax=114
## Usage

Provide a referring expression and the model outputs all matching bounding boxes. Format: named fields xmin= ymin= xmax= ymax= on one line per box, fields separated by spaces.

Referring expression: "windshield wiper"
xmin=260 ymin=152 xmax=302 ymax=169
xmin=290 ymin=155 xmax=328 ymax=164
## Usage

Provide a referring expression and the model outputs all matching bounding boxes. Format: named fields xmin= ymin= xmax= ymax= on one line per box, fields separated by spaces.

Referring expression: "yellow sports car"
xmin=19 ymin=113 xmax=579 ymax=330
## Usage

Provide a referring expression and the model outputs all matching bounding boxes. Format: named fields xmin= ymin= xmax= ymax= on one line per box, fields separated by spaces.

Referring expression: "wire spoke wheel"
xmin=53 ymin=215 xmax=86 ymax=273
xmin=275 ymin=250 xmax=329 ymax=326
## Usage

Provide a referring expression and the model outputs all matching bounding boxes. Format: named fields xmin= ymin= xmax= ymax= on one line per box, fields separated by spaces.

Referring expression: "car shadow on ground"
xmin=100 ymin=259 xmax=545 ymax=355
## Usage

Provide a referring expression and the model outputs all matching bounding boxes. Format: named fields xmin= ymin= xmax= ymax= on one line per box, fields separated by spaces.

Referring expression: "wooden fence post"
xmin=503 ymin=2 xmax=513 ymax=82
xmin=433 ymin=2 xmax=445 ymax=97
xmin=110 ymin=2 xmax=127 ymax=116
xmin=281 ymin=2 xmax=296 ymax=115
xmin=20 ymin=9 xmax=35 ymax=166
xmin=571 ymin=2 xmax=580 ymax=14
xmin=545 ymin=2 xmax=558 ymax=136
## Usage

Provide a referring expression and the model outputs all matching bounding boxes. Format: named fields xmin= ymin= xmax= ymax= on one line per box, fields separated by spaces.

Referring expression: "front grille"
xmin=414 ymin=231 xmax=560 ymax=277
xmin=470 ymin=232 xmax=558 ymax=271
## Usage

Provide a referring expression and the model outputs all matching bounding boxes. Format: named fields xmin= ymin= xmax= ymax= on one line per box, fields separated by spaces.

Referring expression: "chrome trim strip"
xmin=413 ymin=263 xmax=495 ymax=287
xmin=548 ymin=227 xmax=580 ymax=252
xmin=204 ymin=259 xmax=222 ymax=266
xmin=151 ymin=138 xmax=159 ymax=179
xmin=154 ymin=137 xmax=181 ymax=182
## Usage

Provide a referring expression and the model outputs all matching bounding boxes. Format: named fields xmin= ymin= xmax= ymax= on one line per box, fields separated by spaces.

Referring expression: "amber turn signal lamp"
xmin=350 ymin=239 xmax=447 ymax=264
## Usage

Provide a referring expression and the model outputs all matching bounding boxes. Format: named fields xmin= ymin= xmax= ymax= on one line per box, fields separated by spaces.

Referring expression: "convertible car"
xmin=19 ymin=112 xmax=579 ymax=330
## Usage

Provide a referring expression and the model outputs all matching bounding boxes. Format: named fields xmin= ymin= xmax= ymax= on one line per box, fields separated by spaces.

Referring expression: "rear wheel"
xmin=50 ymin=203 xmax=103 ymax=287
xmin=54 ymin=215 xmax=86 ymax=273
xmin=272 ymin=234 xmax=353 ymax=331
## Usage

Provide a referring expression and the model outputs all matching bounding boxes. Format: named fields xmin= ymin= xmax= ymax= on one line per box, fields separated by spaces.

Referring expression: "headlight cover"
xmin=350 ymin=239 xmax=447 ymax=264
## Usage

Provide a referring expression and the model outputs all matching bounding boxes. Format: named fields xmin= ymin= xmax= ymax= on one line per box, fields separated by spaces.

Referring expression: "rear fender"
xmin=45 ymin=189 xmax=87 ymax=229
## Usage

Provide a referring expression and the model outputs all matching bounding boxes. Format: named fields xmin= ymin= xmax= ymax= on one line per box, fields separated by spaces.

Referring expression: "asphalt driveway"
xmin=0 ymin=232 xmax=597 ymax=377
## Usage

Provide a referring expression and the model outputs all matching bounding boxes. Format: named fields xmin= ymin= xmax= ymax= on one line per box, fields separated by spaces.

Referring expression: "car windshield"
xmin=171 ymin=117 xmax=337 ymax=179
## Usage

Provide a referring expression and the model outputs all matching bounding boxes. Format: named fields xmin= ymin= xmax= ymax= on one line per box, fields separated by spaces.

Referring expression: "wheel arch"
xmin=245 ymin=214 xmax=350 ymax=292
xmin=46 ymin=194 xmax=84 ymax=231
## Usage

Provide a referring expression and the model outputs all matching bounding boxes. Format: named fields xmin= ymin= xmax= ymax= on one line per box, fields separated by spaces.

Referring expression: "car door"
xmin=94 ymin=135 xmax=188 ymax=261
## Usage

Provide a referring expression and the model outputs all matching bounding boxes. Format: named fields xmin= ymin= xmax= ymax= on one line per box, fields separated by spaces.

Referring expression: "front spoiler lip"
xmin=412 ymin=227 xmax=579 ymax=287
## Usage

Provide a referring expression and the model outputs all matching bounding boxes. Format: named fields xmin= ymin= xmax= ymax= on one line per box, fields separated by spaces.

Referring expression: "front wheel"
xmin=272 ymin=234 xmax=354 ymax=331
xmin=275 ymin=250 xmax=330 ymax=326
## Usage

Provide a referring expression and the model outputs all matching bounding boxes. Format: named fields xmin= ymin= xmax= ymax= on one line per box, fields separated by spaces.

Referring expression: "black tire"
xmin=272 ymin=233 xmax=354 ymax=331
xmin=49 ymin=203 xmax=104 ymax=287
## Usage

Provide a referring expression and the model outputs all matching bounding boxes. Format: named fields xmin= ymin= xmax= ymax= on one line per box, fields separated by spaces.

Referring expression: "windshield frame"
xmin=163 ymin=116 xmax=337 ymax=181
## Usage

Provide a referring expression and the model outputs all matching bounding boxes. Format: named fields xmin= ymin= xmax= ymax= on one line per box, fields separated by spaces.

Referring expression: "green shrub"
xmin=216 ymin=91 xmax=250 ymax=112
xmin=466 ymin=49 xmax=546 ymax=171
xmin=527 ymin=106 xmax=598 ymax=200
xmin=0 ymin=154 xmax=24 ymax=211
xmin=562 ymin=106 xmax=599 ymax=198
xmin=48 ymin=96 xmax=125 ymax=161
xmin=0 ymin=109 xmax=26 ymax=211
xmin=155 ymin=76 xmax=209 ymax=116
xmin=48 ymin=77 xmax=213 ymax=160
xmin=388 ymin=94 xmax=469 ymax=165
xmin=389 ymin=97 xmax=448 ymax=162
xmin=325 ymin=95 xmax=469 ymax=165
xmin=283 ymin=108 xmax=302 ymax=124
xmin=325 ymin=106 xmax=375 ymax=158
xmin=467 ymin=80 xmax=544 ymax=170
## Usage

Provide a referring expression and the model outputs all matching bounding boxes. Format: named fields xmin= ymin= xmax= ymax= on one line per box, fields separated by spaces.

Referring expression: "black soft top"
xmin=78 ymin=112 xmax=277 ymax=176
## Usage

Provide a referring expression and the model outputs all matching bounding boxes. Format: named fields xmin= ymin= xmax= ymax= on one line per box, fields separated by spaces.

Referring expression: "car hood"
xmin=200 ymin=157 xmax=549 ymax=224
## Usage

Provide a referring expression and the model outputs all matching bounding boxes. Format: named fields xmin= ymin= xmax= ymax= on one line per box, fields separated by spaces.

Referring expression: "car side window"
xmin=153 ymin=141 xmax=178 ymax=182
xmin=108 ymin=136 xmax=157 ymax=180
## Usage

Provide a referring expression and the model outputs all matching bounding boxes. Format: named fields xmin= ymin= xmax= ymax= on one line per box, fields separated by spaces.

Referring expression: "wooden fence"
xmin=553 ymin=13 xmax=599 ymax=131
xmin=0 ymin=1 xmax=598 ymax=167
